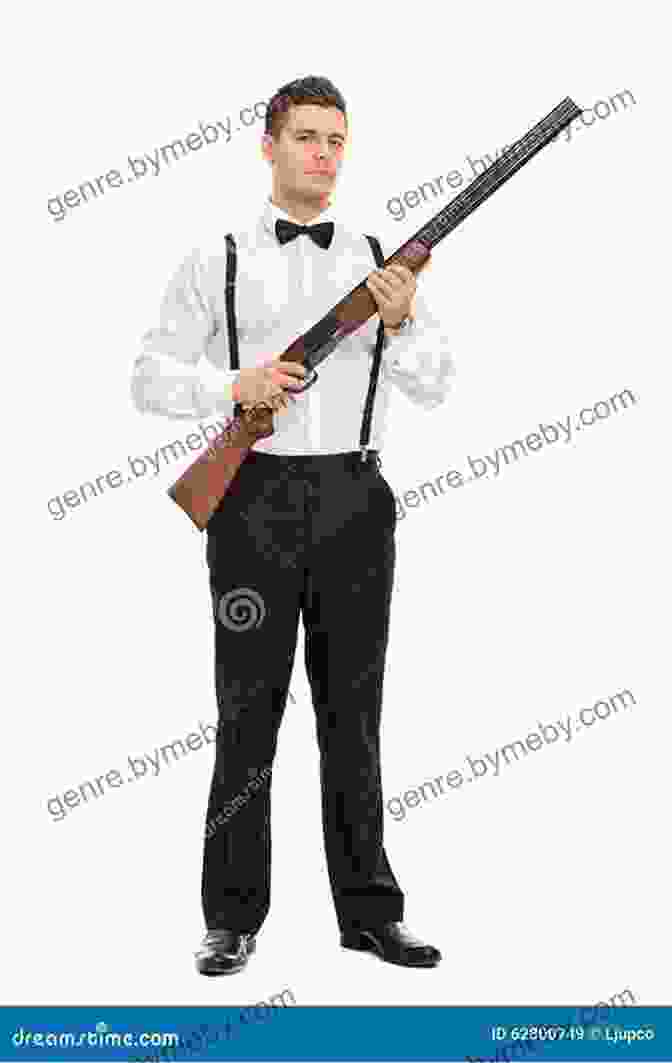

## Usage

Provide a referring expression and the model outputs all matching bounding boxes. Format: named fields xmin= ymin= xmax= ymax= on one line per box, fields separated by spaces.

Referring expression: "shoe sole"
xmin=195 ymin=941 xmax=256 ymax=976
xmin=341 ymin=936 xmax=440 ymax=968
xmin=197 ymin=964 xmax=247 ymax=976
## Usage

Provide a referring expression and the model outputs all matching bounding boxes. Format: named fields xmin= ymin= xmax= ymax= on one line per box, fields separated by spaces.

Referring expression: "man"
xmin=131 ymin=75 xmax=456 ymax=974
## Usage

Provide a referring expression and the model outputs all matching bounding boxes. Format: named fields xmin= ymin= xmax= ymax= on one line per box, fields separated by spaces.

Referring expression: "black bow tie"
xmin=275 ymin=218 xmax=334 ymax=250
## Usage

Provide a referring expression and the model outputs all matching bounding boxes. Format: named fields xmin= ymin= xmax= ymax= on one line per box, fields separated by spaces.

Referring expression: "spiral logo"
xmin=217 ymin=588 xmax=266 ymax=631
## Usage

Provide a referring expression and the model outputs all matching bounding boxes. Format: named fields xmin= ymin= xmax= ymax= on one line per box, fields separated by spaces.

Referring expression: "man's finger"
xmin=385 ymin=264 xmax=415 ymax=282
xmin=377 ymin=267 xmax=416 ymax=294
xmin=270 ymin=392 xmax=290 ymax=412
xmin=277 ymin=361 xmax=307 ymax=376
xmin=264 ymin=358 xmax=306 ymax=376
xmin=271 ymin=371 xmax=306 ymax=389
xmin=368 ymin=271 xmax=401 ymax=295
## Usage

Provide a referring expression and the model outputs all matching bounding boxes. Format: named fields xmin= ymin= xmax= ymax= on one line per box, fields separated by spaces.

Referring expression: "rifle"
xmin=168 ymin=97 xmax=582 ymax=530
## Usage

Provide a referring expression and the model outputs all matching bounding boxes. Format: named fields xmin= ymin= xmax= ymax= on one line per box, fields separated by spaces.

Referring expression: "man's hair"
xmin=264 ymin=75 xmax=347 ymax=140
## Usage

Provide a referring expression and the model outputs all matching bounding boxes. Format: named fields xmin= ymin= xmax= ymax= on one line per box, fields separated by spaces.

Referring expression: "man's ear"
xmin=261 ymin=133 xmax=273 ymax=163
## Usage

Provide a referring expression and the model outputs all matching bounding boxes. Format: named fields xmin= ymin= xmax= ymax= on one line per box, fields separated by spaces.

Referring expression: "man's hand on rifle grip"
xmin=231 ymin=358 xmax=306 ymax=409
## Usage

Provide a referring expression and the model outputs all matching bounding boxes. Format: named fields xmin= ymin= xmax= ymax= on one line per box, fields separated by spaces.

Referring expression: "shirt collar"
xmin=262 ymin=196 xmax=337 ymax=240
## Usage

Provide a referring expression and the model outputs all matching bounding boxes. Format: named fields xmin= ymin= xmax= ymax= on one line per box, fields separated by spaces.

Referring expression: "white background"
xmin=6 ymin=0 xmax=671 ymax=1015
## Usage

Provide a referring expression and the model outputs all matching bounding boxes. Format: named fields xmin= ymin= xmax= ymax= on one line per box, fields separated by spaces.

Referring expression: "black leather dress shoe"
xmin=340 ymin=921 xmax=441 ymax=967
xmin=195 ymin=929 xmax=256 ymax=976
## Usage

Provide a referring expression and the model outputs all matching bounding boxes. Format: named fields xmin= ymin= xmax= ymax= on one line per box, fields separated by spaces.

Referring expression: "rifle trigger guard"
xmin=288 ymin=367 xmax=318 ymax=394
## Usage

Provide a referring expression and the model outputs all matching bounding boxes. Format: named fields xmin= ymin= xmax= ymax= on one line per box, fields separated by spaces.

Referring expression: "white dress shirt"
xmin=131 ymin=197 xmax=456 ymax=455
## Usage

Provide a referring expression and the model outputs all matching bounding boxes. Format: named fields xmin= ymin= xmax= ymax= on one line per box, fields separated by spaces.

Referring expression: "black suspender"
xmin=224 ymin=233 xmax=243 ymax=422
xmin=361 ymin=234 xmax=387 ymax=457
xmin=224 ymin=231 xmax=386 ymax=452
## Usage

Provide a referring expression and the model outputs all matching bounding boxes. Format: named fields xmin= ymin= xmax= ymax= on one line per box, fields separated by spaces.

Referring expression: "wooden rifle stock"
xmin=167 ymin=96 xmax=582 ymax=531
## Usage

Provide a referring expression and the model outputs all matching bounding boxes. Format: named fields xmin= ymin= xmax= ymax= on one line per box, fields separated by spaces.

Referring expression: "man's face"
xmin=262 ymin=104 xmax=347 ymax=203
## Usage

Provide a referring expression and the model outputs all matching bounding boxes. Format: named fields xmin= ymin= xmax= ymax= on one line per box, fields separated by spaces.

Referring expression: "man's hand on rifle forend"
xmin=232 ymin=358 xmax=306 ymax=409
xmin=365 ymin=261 xmax=425 ymax=329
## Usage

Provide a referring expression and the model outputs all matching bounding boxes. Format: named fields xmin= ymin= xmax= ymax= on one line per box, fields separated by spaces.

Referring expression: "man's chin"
xmin=300 ymin=180 xmax=335 ymax=202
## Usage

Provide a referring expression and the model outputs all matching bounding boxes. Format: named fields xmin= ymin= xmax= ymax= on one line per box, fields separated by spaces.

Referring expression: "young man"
xmin=132 ymin=75 xmax=456 ymax=974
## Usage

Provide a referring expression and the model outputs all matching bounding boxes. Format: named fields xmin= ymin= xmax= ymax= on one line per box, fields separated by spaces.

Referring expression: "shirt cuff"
xmin=196 ymin=360 xmax=238 ymax=415
xmin=382 ymin=317 xmax=417 ymax=364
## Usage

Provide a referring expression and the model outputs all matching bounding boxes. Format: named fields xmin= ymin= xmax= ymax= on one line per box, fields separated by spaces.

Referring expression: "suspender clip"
xmin=359 ymin=447 xmax=381 ymax=470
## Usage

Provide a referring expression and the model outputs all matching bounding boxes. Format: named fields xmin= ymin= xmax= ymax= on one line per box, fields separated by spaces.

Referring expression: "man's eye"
xmin=297 ymin=136 xmax=343 ymax=147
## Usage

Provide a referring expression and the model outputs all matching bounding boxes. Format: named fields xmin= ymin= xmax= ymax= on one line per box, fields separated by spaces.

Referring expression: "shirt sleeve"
xmin=131 ymin=246 xmax=238 ymax=420
xmin=378 ymin=244 xmax=457 ymax=410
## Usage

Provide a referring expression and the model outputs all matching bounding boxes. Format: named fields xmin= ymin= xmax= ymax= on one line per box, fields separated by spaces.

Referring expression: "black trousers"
xmin=201 ymin=449 xmax=404 ymax=935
